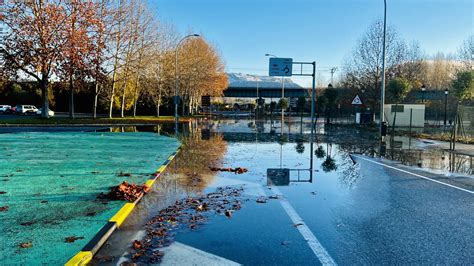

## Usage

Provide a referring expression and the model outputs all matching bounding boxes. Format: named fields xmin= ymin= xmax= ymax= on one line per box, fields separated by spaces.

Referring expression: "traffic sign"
xmin=351 ymin=95 xmax=362 ymax=105
xmin=269 ymin=58 xmax=293 ymax=76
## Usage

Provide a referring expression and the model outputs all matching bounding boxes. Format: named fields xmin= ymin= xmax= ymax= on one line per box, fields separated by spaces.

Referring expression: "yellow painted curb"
xmin=157 ymin=165 xmax=167 ymax=173
xmin=109 ymin=203 xmax=135 ymax=227
xmin=145 ymin=179 xmax=155 ymax=187
xmin=64 ymin=148 xmax=181 ymax=266
xmin=65 ymin=251 xmax=93 ymax=266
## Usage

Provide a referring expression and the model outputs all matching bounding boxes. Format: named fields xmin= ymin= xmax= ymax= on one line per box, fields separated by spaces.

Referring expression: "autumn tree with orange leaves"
xmin=1 ymin=0 xmax=228 ymax=117
xmin=1 ymin=0 xmax=68 ymax=118
xmin=59 ymin=0 xmax=105 ymax=119
xmin=1 ymin=0 xmax=104 ymax=118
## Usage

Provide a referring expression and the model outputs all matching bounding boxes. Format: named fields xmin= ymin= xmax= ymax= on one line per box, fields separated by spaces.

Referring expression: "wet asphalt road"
xmin=166 ymin=142 xmax=474 ymax=265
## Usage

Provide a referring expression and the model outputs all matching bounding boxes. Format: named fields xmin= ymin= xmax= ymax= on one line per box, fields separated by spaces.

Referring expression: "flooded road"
xmin=90 ymin=119 xmax=473 ymax=265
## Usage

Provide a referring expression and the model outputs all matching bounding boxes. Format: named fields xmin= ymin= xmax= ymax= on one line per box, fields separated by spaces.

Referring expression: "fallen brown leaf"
xmin=19 ymin=242 xmax=32 ymax=248
xmin=133 ymin=240 xmax=142 ymax=250
xmin=65 ymin=236 xmax=84 ymax=243
xmin=20 ymin=221 xmax=35 ymax=226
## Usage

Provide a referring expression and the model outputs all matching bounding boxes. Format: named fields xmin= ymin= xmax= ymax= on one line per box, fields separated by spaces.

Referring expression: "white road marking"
xmin=116 ymin=233 xmax=240 ymax=266
xmin=270 ymin=186 xmax=337 ymax=266
xmin=116 ymin=230 xmax=147 ymax=266
xmin=160 ymin=242 xmax=240 ymax=266
xmin=353 ymin=155 xmax=474 ymax=194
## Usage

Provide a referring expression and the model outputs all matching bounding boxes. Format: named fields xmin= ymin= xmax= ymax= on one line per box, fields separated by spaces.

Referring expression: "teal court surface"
xmin=0 ymin=132 xmax=180 ymax=264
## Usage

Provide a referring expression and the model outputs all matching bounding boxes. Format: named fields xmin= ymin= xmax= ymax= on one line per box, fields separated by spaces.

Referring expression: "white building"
xmin=384 ymin=104 xmax=425 ymax=127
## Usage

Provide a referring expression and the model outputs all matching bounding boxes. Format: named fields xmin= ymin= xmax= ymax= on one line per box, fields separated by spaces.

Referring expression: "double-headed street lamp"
xmin=175 ymin=34 xmax=200 ymax=135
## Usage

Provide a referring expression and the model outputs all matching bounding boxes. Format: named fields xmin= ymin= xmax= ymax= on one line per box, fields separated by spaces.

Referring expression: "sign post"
xmin=267 ymin=57 xmax=316 ymax=183
xmin=351 ymin=95 xmax=363 ymax=124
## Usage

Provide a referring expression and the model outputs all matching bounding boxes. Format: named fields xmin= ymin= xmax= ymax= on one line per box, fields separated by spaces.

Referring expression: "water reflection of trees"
xmin=387 ymin=149 xmax=473 ymax=175
xmin=175 ymin=130 xmax=228 ymax=192
xmin=315 ymin=146 xmax=326 ymax=158
xmin=321 ymin=143 xmax=337 ymax=172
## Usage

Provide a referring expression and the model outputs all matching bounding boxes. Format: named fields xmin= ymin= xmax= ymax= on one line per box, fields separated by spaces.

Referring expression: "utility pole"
xmin=379 ymin=0 xmax=387 ymax=141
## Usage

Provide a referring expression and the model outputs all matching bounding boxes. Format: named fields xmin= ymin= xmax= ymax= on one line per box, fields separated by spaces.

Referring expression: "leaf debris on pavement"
xmin=127 ymin=186 xmax=244 ymax=264
xmin=98 ymin=181 xmax=150 ymax=202
xmin=209 ymin=167 xmax=248 ymax=174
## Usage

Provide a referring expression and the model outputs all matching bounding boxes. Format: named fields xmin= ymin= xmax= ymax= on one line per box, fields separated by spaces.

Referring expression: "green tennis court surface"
xmin=0 ymin=132 xmax=179 ymax=264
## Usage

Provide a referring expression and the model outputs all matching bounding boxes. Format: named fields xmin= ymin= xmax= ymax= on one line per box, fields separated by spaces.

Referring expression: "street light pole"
xmin=175 ymin=34 xmax=200 ymax=136
xmin=444 ymin=88 xmax=449 ymax=131
xmin=379 ymin=0 xmax=387 ymax=141
xmin=421 ymin=84 xmax=426 ymax=103
xmin=281 ymin=77 xmax=285 ymax=132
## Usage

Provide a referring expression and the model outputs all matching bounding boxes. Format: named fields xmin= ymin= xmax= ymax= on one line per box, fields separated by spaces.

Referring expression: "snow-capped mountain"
xmin=227 ymin=73 xmax=302 ymax=89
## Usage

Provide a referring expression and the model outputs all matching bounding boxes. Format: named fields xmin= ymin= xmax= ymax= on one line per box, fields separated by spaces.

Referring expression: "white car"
xmin=36 ymin=108 xmax=55 ymax=117
xmin=16 ymin=105 xmax=38 ymax=114
xmin=0 ymin=105 xmax=11 ymax=114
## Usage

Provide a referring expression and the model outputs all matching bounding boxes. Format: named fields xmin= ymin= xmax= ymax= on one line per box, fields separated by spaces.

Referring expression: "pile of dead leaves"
xmin=101 ymin=181 xmax=150 ymax=202
xmin=127 ymin=186 xmax=244 ymax=264
xmin=209 ymin=167 xmax=248 ymax=174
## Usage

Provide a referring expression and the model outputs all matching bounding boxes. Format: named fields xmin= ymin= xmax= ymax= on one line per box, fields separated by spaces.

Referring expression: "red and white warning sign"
xmin=351 ymin=95 xmax=362 ymax=105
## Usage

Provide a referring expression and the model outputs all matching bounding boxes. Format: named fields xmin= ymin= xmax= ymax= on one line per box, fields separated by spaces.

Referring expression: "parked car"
xmin=0 ymin=105 xmax=11 ymax=114
xmin=36 ymin=108 xmax=55 ymax=117
xmin=15 ymin=105 xmax=38 ymax=115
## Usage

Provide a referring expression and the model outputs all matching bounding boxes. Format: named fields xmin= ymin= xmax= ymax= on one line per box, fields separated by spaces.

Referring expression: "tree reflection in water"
xmin=321 ymin=143 xmax=338 ymax=172
xmin=176 ymin=130 xmax=228 ymax=192
xmin=294 ymin=135 xmax=307 ymax=154
xmin=315 ymin=145 xmax=326 ymax=158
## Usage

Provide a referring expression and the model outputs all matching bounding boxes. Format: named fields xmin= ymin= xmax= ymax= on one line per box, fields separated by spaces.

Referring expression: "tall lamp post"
xmin=421 ymin=84 xmax=426 ymax=103
xmin=444 ymin=88 xmax=449 ymax=131
xmin=380 ymin=0 xmax=387 ymax=141
xmin=175 ymin=34 xmax=200 ymax=136
xmin=265 ymin=53 xmax=285 ymax=130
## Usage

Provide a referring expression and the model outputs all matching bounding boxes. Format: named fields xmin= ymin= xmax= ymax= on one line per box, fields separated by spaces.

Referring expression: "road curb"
xmin=65 ymin=149 xmax=180 ymax=266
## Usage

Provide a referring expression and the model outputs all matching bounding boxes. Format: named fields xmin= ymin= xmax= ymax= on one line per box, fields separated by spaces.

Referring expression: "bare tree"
xmin=342 ymin=19 xmax=406 ymax=110
xmin=458 ymin=35 xmax=473 ymax=71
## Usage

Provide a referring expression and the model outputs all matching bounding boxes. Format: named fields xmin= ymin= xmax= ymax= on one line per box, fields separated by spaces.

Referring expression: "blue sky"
xmin=149 ymin=0 xmax=473 ymax=86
